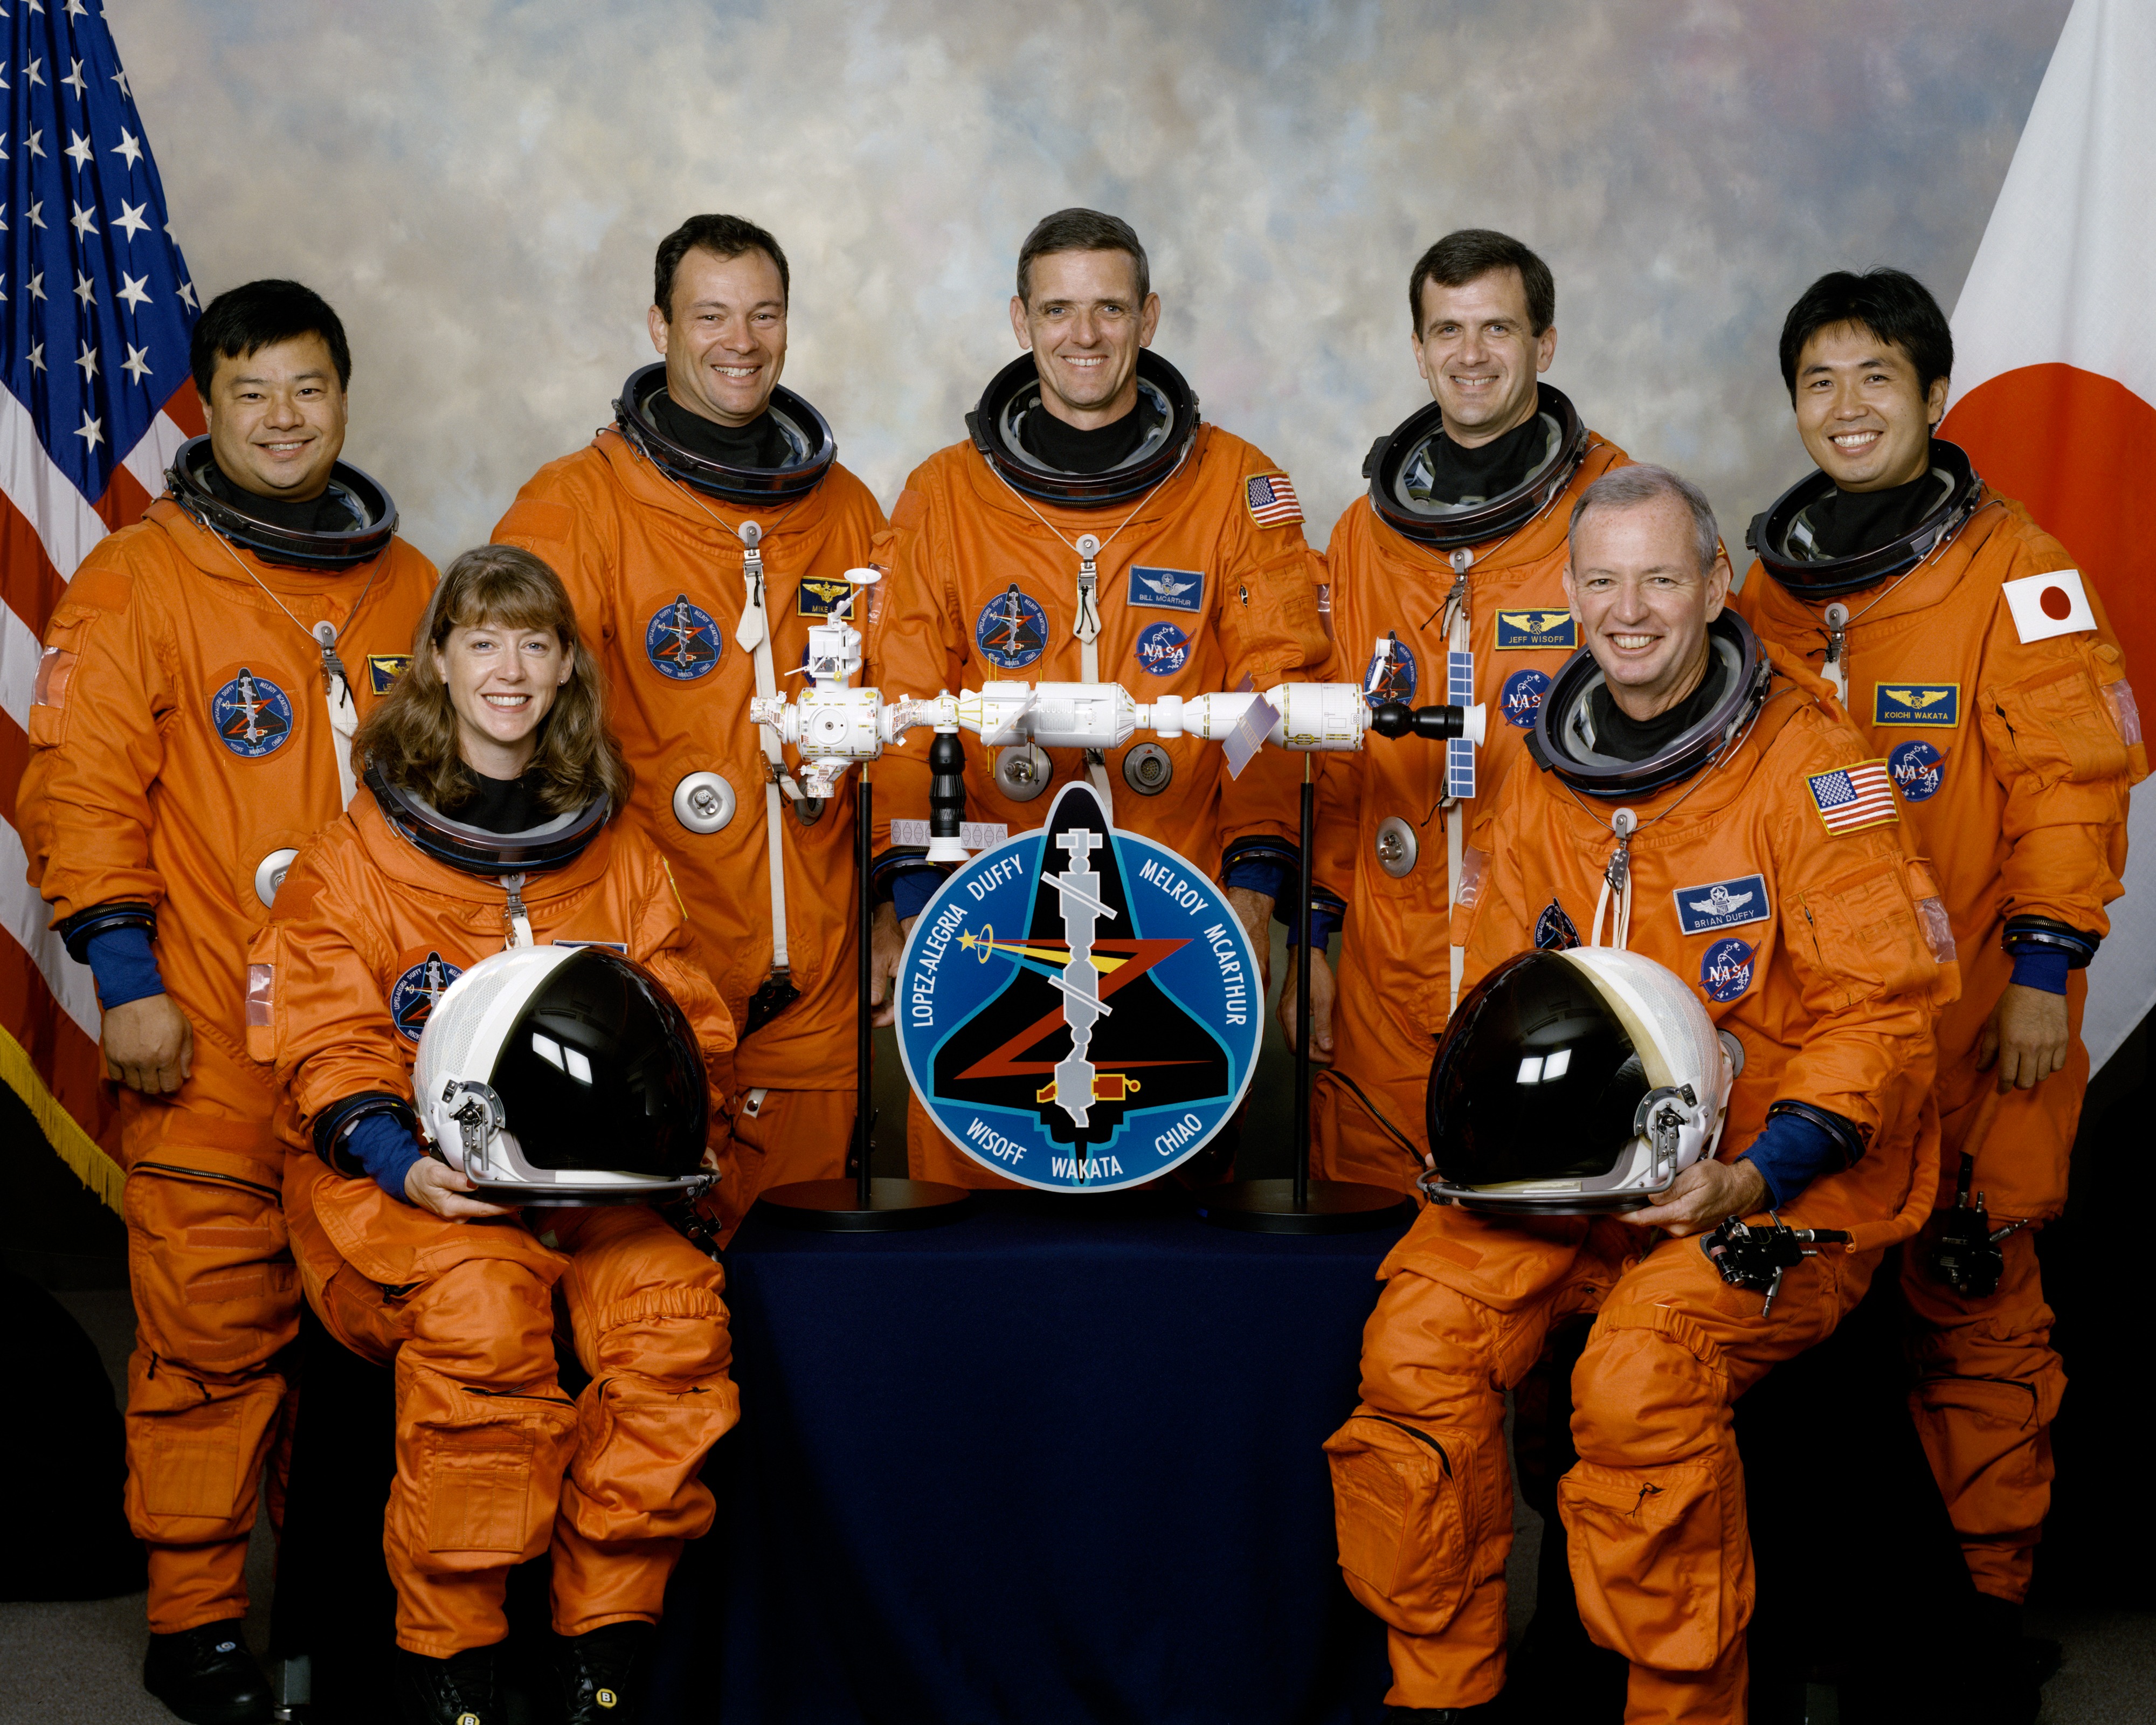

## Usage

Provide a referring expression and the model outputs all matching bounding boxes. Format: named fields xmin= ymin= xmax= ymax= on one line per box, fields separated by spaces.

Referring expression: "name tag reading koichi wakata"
xmin=895 ymin=781 xmax=1262 ymax=1191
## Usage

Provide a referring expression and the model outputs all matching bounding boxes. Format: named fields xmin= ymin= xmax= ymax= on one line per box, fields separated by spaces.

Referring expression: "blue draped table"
xmin=649 ymin=1191 xmax=1404 ymax=1724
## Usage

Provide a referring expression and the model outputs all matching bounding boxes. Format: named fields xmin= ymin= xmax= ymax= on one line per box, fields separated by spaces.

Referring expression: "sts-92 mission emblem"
xmin=896 ymin=782 xmax=1261 ymax=1191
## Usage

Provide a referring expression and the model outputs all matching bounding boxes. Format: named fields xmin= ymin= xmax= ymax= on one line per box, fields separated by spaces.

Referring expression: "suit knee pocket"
xmin=1559 ymin=1459 xmax=1737 ymax=1671
xmin=1324 ymin=1414 xmax=1471 ymax=1634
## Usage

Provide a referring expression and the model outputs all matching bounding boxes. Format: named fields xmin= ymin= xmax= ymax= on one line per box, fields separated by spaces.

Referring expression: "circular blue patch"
xmin=644 ymin=595 xmax=723 ymax=680
xmin=390 ymin=952 xmax=464 ymax=1044
xmin=210 ymin=668 xmax=294 ymax=759
xmin=1134 ymin=622 xmax=1192 ymax=677
xmin=975 ymin=585 xmax=1049 ymax=671
xmin=895 ymin=782 xmax=1261 ymax=1192
xmin=1889 ymin=739 xmax=1947 ymax=803
xmin=1699 ymin=937 xmax=1756 ymax=1004
xmin=1501 ymin=668 xmax=1552 ymax=729
xmin=1362 ymin=638 xmax=1418 ymax=709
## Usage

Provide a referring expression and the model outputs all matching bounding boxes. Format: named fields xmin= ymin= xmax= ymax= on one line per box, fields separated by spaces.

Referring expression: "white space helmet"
xmin=412 ymin=944 xmax=714 ymax=1206
xmin=1423 ymin=946 xmax=1739 ymax=1213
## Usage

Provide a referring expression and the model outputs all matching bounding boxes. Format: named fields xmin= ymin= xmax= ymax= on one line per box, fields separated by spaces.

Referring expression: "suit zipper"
xmin=133 ymin=1160 xmax=281 ymax=1200
xmin=463 ymin=1385 xmax=575 ymax=1409
xmin=1367 ymin=1414 xmax=1452 ymax=1476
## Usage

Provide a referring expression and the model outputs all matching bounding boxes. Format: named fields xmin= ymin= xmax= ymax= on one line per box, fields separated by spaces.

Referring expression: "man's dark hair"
xmin=1408 ymin=230 xmax=1555 ymax=337
xmin=1015 ymin=208 xmax=1150 ymax=307
xmin=190 ymin=279 xmax=351 ymax=401
xmin=1778 ymin=268 xmax=1953 ymax=401
xmin=653 ymin=214 xmax=790 ymax=322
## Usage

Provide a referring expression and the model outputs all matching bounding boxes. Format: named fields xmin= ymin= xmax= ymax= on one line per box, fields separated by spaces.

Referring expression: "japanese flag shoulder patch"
xmin=2001 ymin=568 xmax=2097 ymax=644
xmin=1244 ymin=472 xmax=1303 ymax=529
xmin=1804 ymin=758 xmax=1898 ymax=834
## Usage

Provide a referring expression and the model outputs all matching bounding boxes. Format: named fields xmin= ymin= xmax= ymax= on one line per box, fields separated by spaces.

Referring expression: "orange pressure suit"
xmin=866 ymin=412 xmax=1330 ymax=1186
xmin=18 ymin=497 xmax=434 ymax=1635
xmin=1311 ymin=430 xmax=1628 ymax=1193
xmin=1328 ymin=641 xmax=1953 ymax=1723
xmin=493 ymin=424 xmax=885 ymax=1230
xmin=1736 ymin=482 xmax=2146 ymax=1601
xmin=250 ymin=793 xmax=740 ymax=1656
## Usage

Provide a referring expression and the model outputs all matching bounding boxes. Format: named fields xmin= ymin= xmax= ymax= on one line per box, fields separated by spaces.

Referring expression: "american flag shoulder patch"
xmin=1804 ymin=758 xmax=1899 ymax=834
xmin=1244 ymin=472 xmax=1304 ymax=529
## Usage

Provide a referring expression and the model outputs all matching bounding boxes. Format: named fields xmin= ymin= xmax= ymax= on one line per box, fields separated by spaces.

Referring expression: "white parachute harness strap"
xmin=1554 ymin=673 xmax=1788 ymax=951
xmin=644 ymin=461 xmax=812 ymax=979
xmin=1809 ymin=505 xmax=1998 ymax=706
xmin=1442 ymin=547 xmax=1474 ymax=1014
xmin=209 ymin=532 xmax=382 ymax=809
xmin=1589 ymin=808 xmax=1639 ymax=951
xmin=501 ymin=874 xmax=534 ymax=949
xmin=992 ymin=440 xmax=1194 ymax=818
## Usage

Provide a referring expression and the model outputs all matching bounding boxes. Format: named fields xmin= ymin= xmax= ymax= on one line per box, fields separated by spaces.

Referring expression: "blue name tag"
xmin=1673 ymin=873 xmax=1771 ymax=935
xmin=1129 ymin=566 xmax=1204 ymax=613
xmin=1872 ymin=682 xmax=1960 ymax=728
xmin=1495 ymin=609 xmax=1577 ymax=651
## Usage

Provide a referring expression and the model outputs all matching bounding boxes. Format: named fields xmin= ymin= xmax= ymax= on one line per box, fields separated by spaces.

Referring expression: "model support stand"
xmin=752 ymin=585 xmax=972 ymax=1232
xmin=1198 ymin=750 xmax=1416 ymax=1235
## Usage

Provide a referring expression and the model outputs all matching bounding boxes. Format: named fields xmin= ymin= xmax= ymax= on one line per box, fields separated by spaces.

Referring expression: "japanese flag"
xmin=2001 ymin=568 xmax=2098 ymax=644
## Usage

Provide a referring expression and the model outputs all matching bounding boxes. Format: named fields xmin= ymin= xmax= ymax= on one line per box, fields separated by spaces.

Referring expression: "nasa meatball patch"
xmin=209 ymin=668 xmax=295 ymax=759
xmin=1889 ymin=739 xmax=1947 ymax=803
xmin=1500 ymin=668 xmax=1552 ymax=728
xmin=1134 ymin=622 xmax=1192 ymax=676
xmin=644 ymin=595 xmax=723 ymax=680
xmin=1699 ymin=938 xmax=1756 ymax=1003
xmin=1673 ymin=872 xmax=1770 ymax=935
xmin=975 ymin=585 xmax=1051 ymax=671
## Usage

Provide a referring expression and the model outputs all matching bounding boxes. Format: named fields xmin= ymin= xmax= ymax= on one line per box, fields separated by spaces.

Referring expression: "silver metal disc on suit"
xmin=994 ymin=744 xmax=1052 ymax=801
xmin=1122 ymin=743 xmax=1173 ymax=796
xmin=1375 ymin=817 xmax=1417 ymax=879
xmin=254 ymin=848 xmax=300 ymax=909
xmin=673 ymin=771 xmax=737 ymax=834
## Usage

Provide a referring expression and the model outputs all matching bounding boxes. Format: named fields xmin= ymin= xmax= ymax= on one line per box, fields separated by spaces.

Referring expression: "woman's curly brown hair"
xmin=354 ymin=544 xmax=632 ymax=816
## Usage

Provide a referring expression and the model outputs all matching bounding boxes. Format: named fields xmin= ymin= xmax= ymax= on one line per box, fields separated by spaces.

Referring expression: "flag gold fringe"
xmin=0 ymin=1023 xmax=123 ymax=1212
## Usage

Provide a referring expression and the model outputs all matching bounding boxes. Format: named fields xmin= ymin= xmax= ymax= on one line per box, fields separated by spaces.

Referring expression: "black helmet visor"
xmin=1426 ymin=951 xmax=1650 ymax=1186
xmin=486 ymin=948 xmax=708 ymax=1177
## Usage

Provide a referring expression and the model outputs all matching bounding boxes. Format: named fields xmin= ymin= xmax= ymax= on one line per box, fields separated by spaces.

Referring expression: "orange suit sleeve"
xmin=1213 ymin=452 xmax=1332 ymax=858
xmin=251 ymin=830 xmax=413 ymax=1147
xmin=1765 ymin=724 xmax=1948 ymax=1148
xmin=1974 ymin=542 xmax=2147 ymax=946
xmin=861 ymin=475 xmax=970 ymax=877
xmin=18 ymin=551 xmax=175 ymax=926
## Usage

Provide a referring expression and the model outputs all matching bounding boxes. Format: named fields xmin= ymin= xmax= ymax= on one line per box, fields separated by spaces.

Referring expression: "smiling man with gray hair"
xmin=1328 ymin=461 xmax=1952 ymax=1722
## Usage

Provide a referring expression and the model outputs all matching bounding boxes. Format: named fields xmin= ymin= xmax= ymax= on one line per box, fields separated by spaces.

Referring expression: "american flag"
xmin=1244 ymin=471 xmax=1303 ymax=528
xmin=3 ymin=1 xmax=201 ymax=1208
xmin=1805 ymin=759 xmax=1899 ymax=836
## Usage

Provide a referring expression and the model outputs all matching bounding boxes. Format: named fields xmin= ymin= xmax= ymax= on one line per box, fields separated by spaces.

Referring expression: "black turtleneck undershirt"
xmin=652 ymin=390 xmax=792 ymax=470
xmin=1416 ymin=412 xmax=1549 ymax=505
xmin=1588 ymin=650 xmax=1731 ymax=763
xmin=203 ymin=458 xmax=360 ymax=536
xmin=1017 ymin=393 xmax=1160 ymax=475
xmin=444 ymin=768 xmax=551 ymax=835
xmin=1803 ymin=458 xmax=1942 ymax=560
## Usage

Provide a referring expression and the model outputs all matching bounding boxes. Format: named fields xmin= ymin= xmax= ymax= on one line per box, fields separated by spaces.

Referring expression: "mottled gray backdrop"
xmin=111 ymin=0 xmax=2069 ymax=563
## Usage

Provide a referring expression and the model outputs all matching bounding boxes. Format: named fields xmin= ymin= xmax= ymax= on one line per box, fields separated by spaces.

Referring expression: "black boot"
xmin=142 ymin=1620 xmax=273 ymax=1725
xmin=553 ymin=1622 xmax=657 ymax=1723
xmin=393 ymin=1644 xmax=502 ymax=1725
xmin=1971 ymin=1593 xmax=2063 ymax=1709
